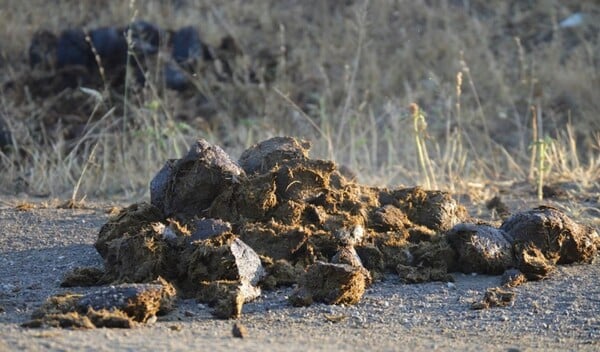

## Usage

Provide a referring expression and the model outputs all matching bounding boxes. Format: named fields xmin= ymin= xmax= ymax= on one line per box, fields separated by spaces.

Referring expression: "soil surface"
xmin=1 ymin=198 xmax=599 ymax=351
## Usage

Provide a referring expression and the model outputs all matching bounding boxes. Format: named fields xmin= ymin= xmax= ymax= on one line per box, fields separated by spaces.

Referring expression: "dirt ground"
xmin=0 ymin=197 xmax=598 ymax=351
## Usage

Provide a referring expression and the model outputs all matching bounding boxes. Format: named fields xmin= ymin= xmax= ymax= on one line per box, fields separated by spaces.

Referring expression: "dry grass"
xmin=0 ymin=0 xmax=598 ymax=201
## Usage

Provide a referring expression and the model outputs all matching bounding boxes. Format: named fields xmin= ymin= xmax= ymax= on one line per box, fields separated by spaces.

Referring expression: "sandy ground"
xmin=0 ymin=200 xmax=599 ymax=351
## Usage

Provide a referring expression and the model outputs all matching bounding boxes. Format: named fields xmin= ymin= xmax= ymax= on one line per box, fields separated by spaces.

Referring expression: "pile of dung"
xmin=65 ymin=136 xmax=597 ymax=321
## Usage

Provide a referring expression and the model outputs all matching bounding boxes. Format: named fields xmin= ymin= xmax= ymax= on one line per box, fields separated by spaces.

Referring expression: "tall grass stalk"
xmin=410 ymin=103 xmax=436 ymax=189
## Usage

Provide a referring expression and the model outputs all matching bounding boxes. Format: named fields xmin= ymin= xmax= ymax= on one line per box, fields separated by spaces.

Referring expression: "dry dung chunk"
xmin=513 ymin=242 xmax=556 ymax=280
xmin=61 ymin=267 xmax=107 ymax=287
xmin=183 ymin=233 xmax=264 ymax=302
xmin=96 ymin=202 xmax=165 ymax=258
xmin=238 ymin=222 xmax=310 ymax=261
xmin=85 ymin=308 xmax=135 ymax=328
xmin=150 ymin=139 xmax=245 ymax=220
xmin=260 ymin=257 xmax=304 ymax=289
xmin=447 ymin=223 xmax=515 ymax=275
xmin=471 ymin=287 xmax=516 ymax=310
xmin=333 ymin=225 xmax=365 ymax=247
xmin=289 ymin=262 xmax=367 ymax=306
xmin=501 ymin=206 xmax=598 ymax=265
xmin=332 ymin=246 xmax=373 ymax=286
xmin=196 ymin=281 xmax=245 ymax=319
xmin=232 ymin=322 xmax=248 ymax=338
xmin=208 ymin=172 xmax=278 ymax=222
xmin=25 ymin=282 xmax=175 ymax=329
xmin=102 ymin=224 xmax=180 ymax=283
xmin=22 ymin=312 xmax=96 ymax=329
xmin=24 ymin=309 xmax=135 ymax=329
xmin=409 ymin=238 xmax=458 ymax=274
xmin=149 ymin=159 xmax=176 ymax=213
xmin=379 ymin=187 xmax=467 ymax=232
xmin=274 ymin=159 xmax=337 ymax=201
xmin=355 ymin=244 xmax=385 ymax=273
xmin=76 ymin=282 xmax=174 ymax=323
xmin=407 ymin=225 xmax=437 ymax=243
xmin=238 ymin=136 xmax=311 ymax=175
xmin=332 ymin=246 xmax=364 ymax=267
xmin=486 ymin=196 xmax=511 ymax=218
xmin=371 ymin=232 xmax=412 ymax=270
xmin=190 ymin=218 xmax=232 ymax=241
xmin=370 ymin=205 xmax=411 ymax=232
xmin=30 ymin=293 xmax=81 ymax=319
xmin=185 ymin=233 xmax=265 ymax=284
xmin=501 ymin=269 xmax=527 ymax=288
xmin=395 ymin=264 xmax=452 ymax=283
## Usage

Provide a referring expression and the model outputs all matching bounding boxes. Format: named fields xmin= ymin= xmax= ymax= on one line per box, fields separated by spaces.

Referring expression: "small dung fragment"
xmin=471 ymin=287 xmax=516 ymax=310
xmin=513 ymin=242 xmax=556 ymax=281
xmin=196 ymin=280 xmax=245 ymax=319
xmin=501 ymin=268 xmax=527 ymax=288
xmin=232 ymin=322 xmax=248 ymax=338
xmin=289 ymin=262 xmax=367 ymax=307
xmin=61 ymin=267 xmax=107 ymax=287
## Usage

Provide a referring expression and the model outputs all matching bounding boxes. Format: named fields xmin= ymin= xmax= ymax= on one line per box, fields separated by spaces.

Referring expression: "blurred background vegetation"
xmin=0 ymin=0 xmax=598 ymax=201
